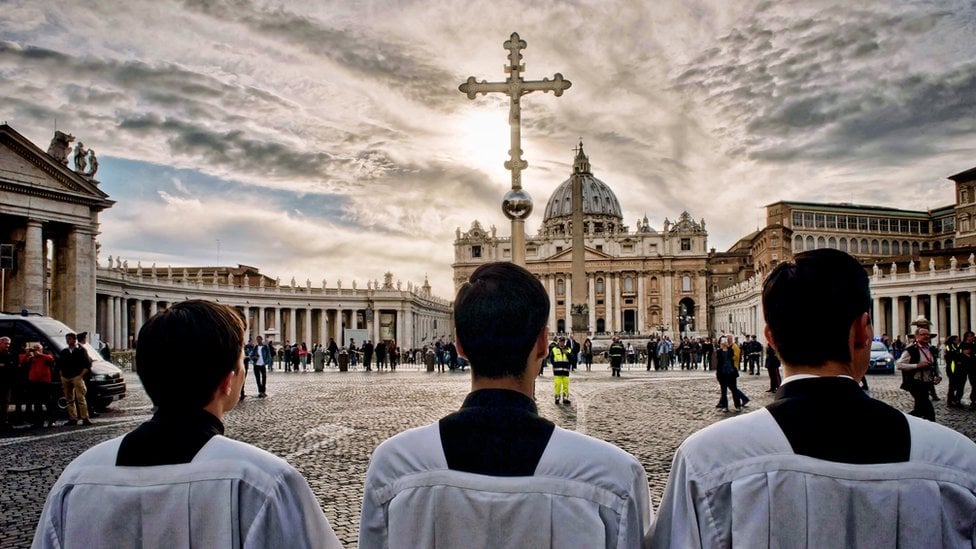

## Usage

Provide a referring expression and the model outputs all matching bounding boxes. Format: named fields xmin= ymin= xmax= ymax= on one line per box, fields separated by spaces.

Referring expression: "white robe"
xmin=360 ymin=423 xmax=653 ymax=548
xmin=32 ymin=435 xmax=341 ymax=549
xmin=650 ymin=408 xmax=976 ymax=548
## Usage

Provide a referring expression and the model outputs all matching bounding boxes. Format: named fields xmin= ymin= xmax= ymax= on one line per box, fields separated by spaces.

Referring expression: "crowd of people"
xmin=0 ymin=331 xmax=109 ymax=431
xmin=25 ymin=251 xmax=976 ymax=548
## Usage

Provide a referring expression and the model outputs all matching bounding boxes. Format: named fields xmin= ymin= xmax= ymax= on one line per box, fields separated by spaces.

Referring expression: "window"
xmin=879 ymin=218 xmax=889 ymax=232
xmin=557 ymin=279 xmax=565 ymax=296
xmin=891 ymin=241 xmax=900 ymax=255
xmin=803 ymin=212 xmax=814 ymax=227
xmin=828 ymin=237 xmax=837 ymax=249
xmin=596 ymin=278 xmax=604 ymax=294
xmin=961 ymin=215 xmax=970 ymax=233
xmin=909 ymin=220 xmax=919 ymax=234
xmin=681 ymin=238 xmax=691 ymax=251
xmin=471 ymin=245 xmax=482 ymax=258
xmin=911 ymin=241 xmax=920 ymax=255
xmin=850 ymin=239 xmax=859 ymax=253
xmin=817 ymin=236 xmax=826 ymax=248
xmin=682 ymin=275 xmax=692 ymax=292
xmin=837 ymin=216 xmax=847 ymax=230
xmin=826 ymin=215 xmax=836 ymax=229
xmin=920 ymin=221 xmax=929 ymax=234
xmin=871 ymin=239 xmax=880 ymax=254
xmin=793 ymin=212 xmax=803 ymax=227
xmin=794 ymin=235 xmax=803 ymax=251
xmin=882 ymin=240 xmax=890 ymax=254
xmin=963 ymin=189 xmax=969 ymax=203
xmin=869 ymin=217 xmax=879 ymax=232
xmin=623 ymin=244 xmax=634 ymax=253
xmin=805 ymin=235 xmax=814 ymax=250
xmin=556 ymin=246 xmax=563 ymax=253
xmin=839 ymin=238 xmax=848 ymax=252
xmin=651 ymin=277 xmax=659 ymax=291
xmin=596 ymin=244 xmax=603 ymax=252
xmin=503 ymin=248 xmax=510 ymax=258
xmin=815 ymin=214 xmax=825 ymax=229
xmin=624 ymin=277 xmax=634 ymax=293
xmin=858 ymin=217 xmax=868 ymax=231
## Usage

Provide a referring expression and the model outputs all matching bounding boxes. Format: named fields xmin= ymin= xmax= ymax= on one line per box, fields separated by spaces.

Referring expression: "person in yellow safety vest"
xmin=552 ymin=337 xmax=572 ymax=404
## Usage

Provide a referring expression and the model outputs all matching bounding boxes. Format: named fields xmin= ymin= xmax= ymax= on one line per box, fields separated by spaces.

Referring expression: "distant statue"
xmin=107 ymin=255 xmax=113 ymax=268
xmin=136 ymin=261 xmax=142 ymax=276
xmin=970 ymin=253 xmax=975 ymax=269
xmin=116 ymin=257 xmax=123 ymax=270
xmin=397 ymin=280 xmax=402 ymax=290
xmin=352 ymin=280 xmax=357 ymax=290
xmin=87 ymin=149 xmax=99 ymax=177
xmin=491 ymin=225 xmax=497 ymax=238
xmin=929 ymin=258 xmax=936 ymax=271
xmin=456 ymin=227 xmax=461 ymax=240
xmin=950 ymin=256 xmax=957 ymax=271
xmin=182 ymin=268 xmax=189 ymax=280
xmin=243 ymin=274 xmax=250 ymax=287
xmin=321 ymin=278 xmax=327 ymax=289
xmin=167 ymin=265 xmax=173 ymax=278
xmin=275 ymin=277 xmax=281 ymax=287
xmin=908 ymin=260 xmax=915 ymax=274
xmin=197 ymin=269 xmax=203 ymax=280
xmin=890 ymin=262 xmax=897 ymax=278
xmin=337 ymin=279 xmax=342 ymax=290
xmin=872 ymin=263 xmax=880 ymax=277
xmin=306 ymin=278 xmax=311 ymax=289
xmin=122 ymin=259 xmax=128 ymax=271
xmin=151 ymin=263 xmax=157 ymax=277
xmin=73 ymin=142 xmax=88 ymax=173
xmin=700 ymin=218 xmax=706 ymax=230
xmin=228 ymin=272 xmax=234 ymax=285
xmin=46 ymin=131 xmax=74 ymax=165
xmin=290 ymin=276 xmax=296 ymax=288
xmin=259 ymin=276 xmax=265 ymax=288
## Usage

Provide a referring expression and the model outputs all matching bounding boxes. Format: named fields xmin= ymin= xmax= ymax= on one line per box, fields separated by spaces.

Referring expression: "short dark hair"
xmin=762 ymin=249 xmax=870 ymax=367
xmin=136 ymin=300 xmax=245 ymax=409
xmin=453 ymin=262 xmax=549 ymax=378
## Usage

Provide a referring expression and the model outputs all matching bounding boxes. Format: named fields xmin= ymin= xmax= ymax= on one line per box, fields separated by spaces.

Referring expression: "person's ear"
xmin=455 ymin=336 xmax=466 ymax=359
xmin=851 ymin=312 xmax=872 ymax=350
xmin=533 ymin=325 xmax=550 ymax=361
xmin=764 ymin=325 xmax=777 ymax=352
xmin=216 ymin=369 xmax=236 ymax=398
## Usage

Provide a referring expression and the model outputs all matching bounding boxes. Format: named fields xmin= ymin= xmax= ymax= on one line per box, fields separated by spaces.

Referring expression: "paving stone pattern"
xmin=2 ymin=366 xmax=974 ymax=548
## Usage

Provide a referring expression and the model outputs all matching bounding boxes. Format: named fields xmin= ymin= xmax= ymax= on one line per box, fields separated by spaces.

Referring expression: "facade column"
xmin=320 ymin=309 xmax=328 ymax=346
xmin=564 ymin=275 xmax=572 ymax=332
xmin=373 ymin=307 xmax=381 ymax=343
xmin=931 ymin=295 xmax=942 ymax=339
xmin=397 ymin=308 xmax=405 ymax=346
xmin=546 ymin=276 xmax=556 ymax=333
xmin=305 ymin=307 xmax=313 ymax=344
xmin=149 ymin=300 xmax=158 ymax=318
xmin=892 ymin=296 xmax=903 ymax=338
xmin=23 ymin=220 xmax=44 ymax=314
xmin=588 ymin=274 xmax=596 ymax=333
xmin=950 ymin=292 xmax=960 ymax=338
xmin=336 ymin=308 xmax=344 ymax=343
xmin=910 ymin=295 xmax=919 ymax=325
xmin=288 ymin=308 xmax=297 ymax=344
xmin=406 ymin=307 xmax=414 ymax=349
xmin=970 ymin=292 xmax=976 ymax=334
xmin=106 ymin=296 xmax=116 ymax=349
xmin=120 ymin=299 xmax=129 ymax=349
xmin=637 ymin=273 xmax=646 ymax=334
xmin=258 ymin=306 xmax=266 ymax=336
xmin=133 ymin=299 xmax=144 ymax=341
xmin=663 ymin=272 xmax=673 ymax=334
xmin=274 ymin=307 xmax=281 ymax=336
xmin=608 ymin=273 xmax=617 ymax=332
xmin=872 ymin=298 xmax=881 ymax=335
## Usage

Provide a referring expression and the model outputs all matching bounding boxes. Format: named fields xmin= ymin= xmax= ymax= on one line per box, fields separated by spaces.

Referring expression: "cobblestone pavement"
xmin=2 ymin=365 xmax=974 ymax=548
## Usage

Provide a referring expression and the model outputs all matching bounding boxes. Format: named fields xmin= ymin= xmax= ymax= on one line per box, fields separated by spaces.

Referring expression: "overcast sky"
xmin=2 ymin=0 xmax=974 ymax=298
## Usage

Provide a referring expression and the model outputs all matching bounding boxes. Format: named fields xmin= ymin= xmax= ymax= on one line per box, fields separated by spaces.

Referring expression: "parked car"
xmin=0 ymin=313 xmax=126 ymax=411
xmin=867 ymin=341 xmax=895 ymax=374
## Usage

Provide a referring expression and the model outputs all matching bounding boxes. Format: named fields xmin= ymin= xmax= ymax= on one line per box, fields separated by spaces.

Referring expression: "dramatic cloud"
xmin=1 ymin=0 xmax=973 ymax=297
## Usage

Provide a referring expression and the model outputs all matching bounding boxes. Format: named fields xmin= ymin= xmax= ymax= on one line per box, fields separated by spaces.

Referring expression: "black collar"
xmin=460 ymin=388 xmax=539 ymax=415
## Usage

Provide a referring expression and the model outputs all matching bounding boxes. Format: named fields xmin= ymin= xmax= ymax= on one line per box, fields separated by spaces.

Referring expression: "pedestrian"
xmin=552 ymin=336 xmax=572 ymax=404
xmin=0 ymin=336 xmax=17 ymax=431
xmin=896 ymin=322 xmax=940 ymax=421
xmin=249 ymin=335 xmax=271 ymax=397
xmin=582 ymin=337 xmax=593 ymax=371
xmin=712 ymin=337 xmax=749 ymax=412
xmin=21 ymin=343 xmax=56 ymax=428
xmin=608 ymin=336 xmax=625 ymax=377
xmin=945 ymin=335 xmax=965 ymax=407
xmin=32 ymin=300 xmax=341 ymax=548
xmin=359 ymin=262 xmax=653 ymax=547
xmin=650 ymin=248 xmax=976 ymax=548
xmin=58 ymin=333 xmax=92 ymax=426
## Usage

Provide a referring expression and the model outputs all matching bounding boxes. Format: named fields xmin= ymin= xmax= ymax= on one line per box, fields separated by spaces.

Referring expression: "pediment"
xmin=0 ymin=125 xmax=112 ymax=207
xmin=547 ymin=246 xmax=613 ymax=261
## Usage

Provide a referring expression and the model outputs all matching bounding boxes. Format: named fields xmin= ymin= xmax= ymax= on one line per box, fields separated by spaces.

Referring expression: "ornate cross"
xmin=459 ymin=32 xmax=571 ymax=191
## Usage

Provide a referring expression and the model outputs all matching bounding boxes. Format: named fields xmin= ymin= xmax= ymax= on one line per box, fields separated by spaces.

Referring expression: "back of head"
xmin=454 ymin=262 xmax=549 ymax=378
xmin=762 ymin=249 xmax=870 ymax=367
xmin=137 ymin=300 xmax=245 ymax=409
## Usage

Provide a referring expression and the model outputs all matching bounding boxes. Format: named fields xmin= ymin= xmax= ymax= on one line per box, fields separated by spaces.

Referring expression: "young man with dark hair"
xmin=33 ymin=300 xmax=340 ymax=548
xmin=360 ymin=262 xmax=652 ymax=548
xmin=651 ymin=249 xmax=976 ymax=547
xmin=59 ymin=332 xmax=91 ymax=426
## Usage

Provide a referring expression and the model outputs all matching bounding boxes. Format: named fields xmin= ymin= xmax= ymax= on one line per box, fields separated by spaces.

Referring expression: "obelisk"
xmin=570 ymin=142 xmax=589 ymax=333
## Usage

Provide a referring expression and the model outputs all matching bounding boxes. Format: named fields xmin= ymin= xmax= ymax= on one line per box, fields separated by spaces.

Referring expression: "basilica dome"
xmin=542 ymin=143 xmax=623 ymax=223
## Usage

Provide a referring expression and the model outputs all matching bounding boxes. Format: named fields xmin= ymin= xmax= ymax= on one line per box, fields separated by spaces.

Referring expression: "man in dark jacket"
xmin=609 ymin=336 xmax=625 ymax=377
xmin=59 ymin=333 xmax=92 ymax=426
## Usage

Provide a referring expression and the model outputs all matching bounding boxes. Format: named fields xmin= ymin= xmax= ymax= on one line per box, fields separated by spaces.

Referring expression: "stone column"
xmin=23 ymin=220 xmax=44 ymax=314
xmin=637 ymin=274 xmax=646 ymax=334
xmin=970 ymin=292 xmax=976 ymax=333
xmin=258 ymin=306 xmax=266 ymax=336
xmin=546 ymin=276 xmax=556 ymax=333
xmin=133 ymin=299 xmax=144 ymax=341
xmin=320 ymin=309 xmax=328 ymax=346
xmin=120 ymin=299 xmax=129 ymax=349
xmin=405 ymin=307 xmax=414 ymax=349
xmin=149 ymin=300 xmax=158 ymax=318
xmin=288 ymin=308 xmax=297 ymax=343
xmin=305 ymin=307 xmax=312 ymax=344
xmin=950 ymin=292 xmax=959 ymax=338
xmin=587 ymin=274 xmax=596 ymax=332
xmin=663 ymin=273 xmax=673 ymax=333
xmin=892 ymin=296 xmax=903 ymax=337
xmin=106 ymin=296 xmax=116 ymax=348
xmin=397 ymin=308 xmax=405 ymax=346
xmin=872 ymin=298 xmax=881 ymax=333
xmin=564 ymin=275 xmax=572 ymax=332
xmin=931 ymin=295 xmax=942 ymax=339
xmin=608 ymin=273 xmax=617 ymax=332
xmin=274 ymin=307 xmax=281 ymax=335
xmin=910 ymin=295 xmax=919 ymax=326
xmin=373 ymin=307 xmax=380 ymax=343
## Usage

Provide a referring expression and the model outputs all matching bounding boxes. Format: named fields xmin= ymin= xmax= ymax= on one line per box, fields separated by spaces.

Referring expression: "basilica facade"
xmin=453 ymin=144 xmax=710 ymax=338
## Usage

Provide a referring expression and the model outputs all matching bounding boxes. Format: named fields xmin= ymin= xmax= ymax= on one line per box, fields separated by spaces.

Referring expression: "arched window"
xmin=871 ymin=239 xmax=880 ymax=254
xmin=963 ymin=189 xmax=969 ymax=203
xmin=682 ymin=275 xmax=692 ymax=292
xmin=850 ymin=239 xmax=859 ymax=253
xmin=861 ymin=238 xmax=869 ymax=252
xmin=933 ymin=241 xmax=941 ymax=250
xmin=839 ymin=237 xmax=848 ymax=252
xmin=903 ymin=240 xmax=910 ymax=254
xmin=882 ymin=240 xmax=890 ymax=254
xmin=596 ymin=277 xmax=604 ymax=294
xmin=921 ymin=241 xmax=930 ymax=251
xmin=828 ymin=237 xmax=837 ymax=249
xmin=946 ymin=239 xmax=954 ymax=248
xmin=817 ymin=236 xmax=826 ymax=248
xmin=891 ymin=240 xmax=900 ymax=255
xmin=805 ymin=236 xmax=814 ymax=250
xmin=596 ymin=318 xmax=606 ymax=332
xmin=961 ymin=215 xmax=971 ymax=233
xmin=794 ymin=235 xmax=803 ymax=251
xmin=911 ymin=241 xmax=920 ymax=255
xmin=557 ymin=278 xmax=565 ymax=296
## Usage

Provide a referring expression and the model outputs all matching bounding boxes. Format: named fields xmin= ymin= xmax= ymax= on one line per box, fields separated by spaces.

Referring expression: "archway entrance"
xmin=678 ymin=298 xmax=696 ymax=335
xmin=623 ymin=310 xmax=636 ymax=333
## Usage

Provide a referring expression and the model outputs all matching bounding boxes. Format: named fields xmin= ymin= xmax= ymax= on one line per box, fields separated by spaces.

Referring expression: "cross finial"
xmin=504 ymin=32 xmax=526 ymax=75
